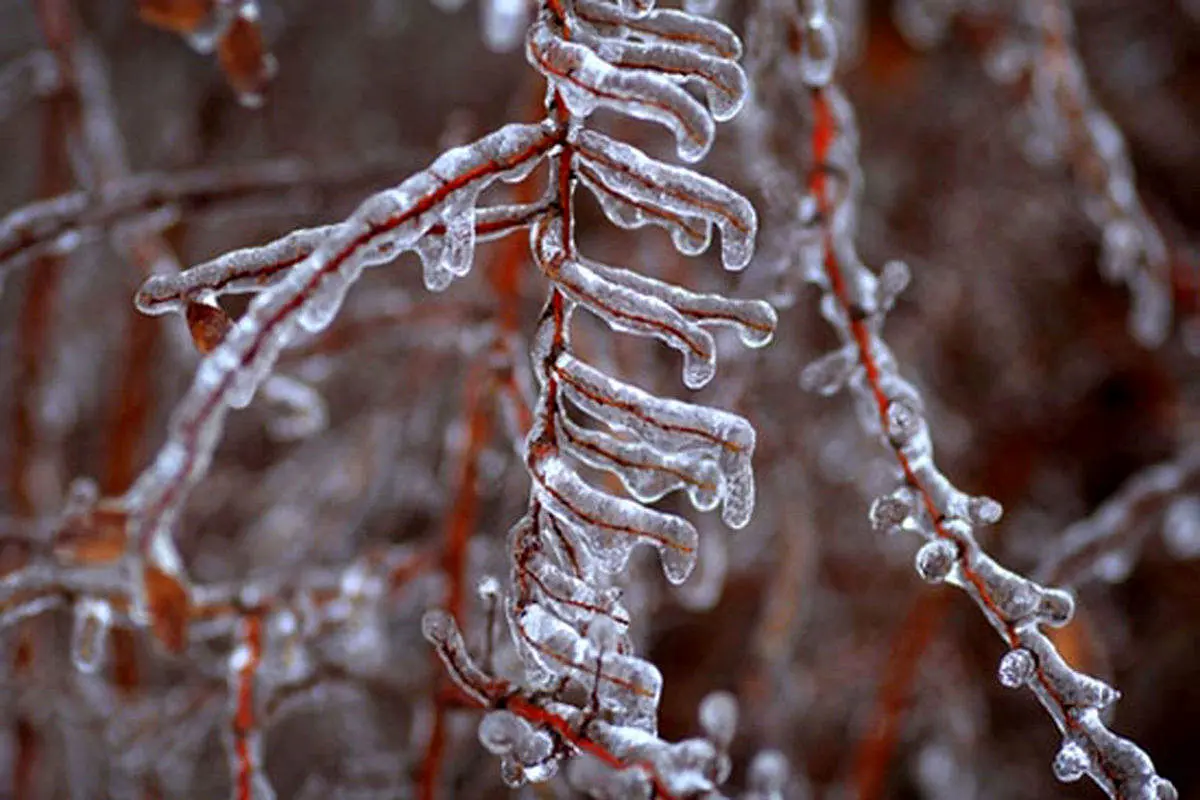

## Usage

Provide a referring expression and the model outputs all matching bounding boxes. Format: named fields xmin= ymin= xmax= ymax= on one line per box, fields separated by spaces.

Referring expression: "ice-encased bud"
xmin=479 ymin=710 xmax=528 ymax=755
xmin=967 ymin=495 xmax=1003 ymax=526
xmin=1052 ymin=739 xmax=1090 ymax=783
xmin=799 ymin=347 xmax=857 ymax=396
xmin=885 ymin=398 xmax=921 ymax=446
xmin=421 ymin=608 xmax=455 ymax=646
xmin=1037 ymin=588 xmax=1075 ymax=627
xmin=877 ymin=260 xmax=911 ymax=310
xmin=997 ymin=647 xmax=1036 ymax=689
xmin=869 ymin=489 xmax=914 ymax=535
xmin=797 ymin=10 xmax=838 ymax=87
xmin=481 ymin=0 xmax=529 ymax=52
xmin=914 ymin=539 xmax=957 ymax=583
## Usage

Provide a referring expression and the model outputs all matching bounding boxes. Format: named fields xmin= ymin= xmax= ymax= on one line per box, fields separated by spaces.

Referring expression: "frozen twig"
xmin=1037 ymin=447 xmax=1200 ymax=587
xmin=790 ymin=0 xmax=1176 ymax=796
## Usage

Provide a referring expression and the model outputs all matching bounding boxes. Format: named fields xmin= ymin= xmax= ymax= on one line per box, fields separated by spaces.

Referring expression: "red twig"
xmin=809 ymin=83 xmax=1135 ymax=798
xmin=419 ymin=367 xmax=493 ymax=800
xmin=850 ymin=589 xmax=951 ymax=800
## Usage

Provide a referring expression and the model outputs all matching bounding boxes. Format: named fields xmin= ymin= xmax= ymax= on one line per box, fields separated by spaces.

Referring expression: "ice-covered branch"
xmin=0 ymin=150 xmax=426 ymax=280
xmin=786 ymin=1 xmax=1176 ymax=797
xmin=900 ymin=0 xmax=1176 ymax=346
xmin=413 ymin=0 xmax=776 ymax=792
xmin=115 ymin=121 xmax=559 ymax=654
xmin=1036 ymin=447 xmax=1200 ymax=587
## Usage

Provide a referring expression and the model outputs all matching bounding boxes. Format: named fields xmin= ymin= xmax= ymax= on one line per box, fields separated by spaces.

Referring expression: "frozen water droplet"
xmin=997 ymin=647 xmax=1035 ymax=689
xmin=914 ymin=539 xmax=957 ymax=583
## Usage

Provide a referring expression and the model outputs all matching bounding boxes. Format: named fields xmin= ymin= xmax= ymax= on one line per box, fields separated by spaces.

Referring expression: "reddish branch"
xmin=130 ymin=129 xmax=562 ymax=569
xmin=850 ymin=589 xmax=951 ymax=800
xmin=418 ymin=365 xmax=494 ymax=800
xmin=809 ymin=84 xmax=1138 ymax=798
xmin=9 ymin=1 xmax=79 ymax=794
xmin=426 ymin=627 xmax=682 ymax=800
xmin=0 ymin=151 xmax=425 ymax=274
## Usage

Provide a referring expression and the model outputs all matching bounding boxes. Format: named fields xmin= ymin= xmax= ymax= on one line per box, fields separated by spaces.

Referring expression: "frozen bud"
xmin=997 ymin=647 xmax=1036 ymax=689
xmin=914 ymin=539 xmax=957 ymax=583
xmin=986 ymin=574 xmax=1039 ymax=621
xmin=797 ymin=11 xmax=838 ymax=87
xmin=1036 ymin=588 xmax=1075 ymax=627
xmin=666 ymin=738 xmax=719 ymax=777
xmin=983 ymin=38 xmax=1029 ymax=84
xmin=421 ymin=609 xmax=456 ymax=646
xmin=747 ymin=749 xmax=789 ymax=793
xmin=869 ymin=489 xmax=914 ymax=534
xmin=885 ymin=398 xmax=921 ymax=446
xmin=699 ymin=691 xmax=738 ymax=750
xmin=877 ymin=260 xmax=911 ymax=309
xmin=1051 ymin=739 xmax=1090 ymax=783
xmin=1092 ymin=680 xmax=1121 ymax=710
xmin=518 ymin=729 xmax=554 ymax=766
xmin=479 ymin=710 xmax=523 ymax=755
xmin=967 ymin=495 xmax=1003 ymax=526
xmin=799 ymin=347 xmax=857 ymax=396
